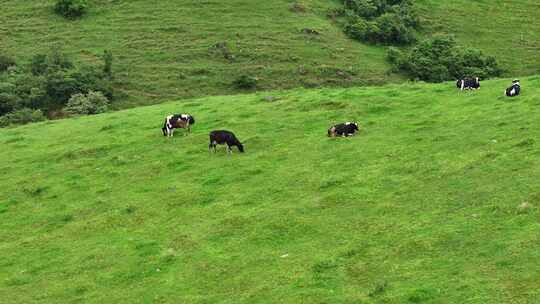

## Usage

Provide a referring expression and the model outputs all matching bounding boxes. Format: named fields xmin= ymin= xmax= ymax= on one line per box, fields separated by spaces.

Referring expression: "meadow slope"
xmin=2 ymin=1 xmax=540 ymax=106
xmin=1 ymin=77 xmax=540 ymax=303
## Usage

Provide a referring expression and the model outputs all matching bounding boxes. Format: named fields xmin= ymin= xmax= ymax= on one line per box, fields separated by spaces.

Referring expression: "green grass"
xmin=416 ymin=0 xmax=540 ymax=76
xmin=0 ymin=0 xmax=398 ymax=107
xmin=1 ymin=77 xmax=540 ymax=303
xmin=2 ymin=1 xmax=540 ymax=107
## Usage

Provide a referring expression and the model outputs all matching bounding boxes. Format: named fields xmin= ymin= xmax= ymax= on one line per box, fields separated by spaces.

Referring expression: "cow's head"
xmin=237 ymin=143 xmax=245 ymax=153
xmin=328 ymin=127 xmax=336 ymax=137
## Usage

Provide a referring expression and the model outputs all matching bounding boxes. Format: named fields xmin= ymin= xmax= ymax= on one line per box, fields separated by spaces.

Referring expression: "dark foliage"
xmin=54 ymin=0 xmax=88 ymax=19
xmin=341 ymin=0 xmax=419 ymax=45
xmin=103 ymin=50 xmax=113 ymax=78
xmin=388 ymin=36 xmax=503 ymax=82
xmin=0 ymin=54 xmax=16 ymax=73
xmin=0 ymin=48 xmax=114 ymax=126
xmin=232 ymin=75 xmax=258 ymax=90
xmin=0 ymin=108 xmax=46 ymax=127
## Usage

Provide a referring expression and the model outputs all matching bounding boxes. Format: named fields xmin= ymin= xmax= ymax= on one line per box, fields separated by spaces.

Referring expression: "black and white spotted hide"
xmin=162 ymin=114 xmax=195 ymax=137
xmin=328 ymin=122 xmax=359 ymax=137
xmin=505 ymin=80 xmax=521 ymax=97
xmin=456 ymin=77 xmax=480 ymax=91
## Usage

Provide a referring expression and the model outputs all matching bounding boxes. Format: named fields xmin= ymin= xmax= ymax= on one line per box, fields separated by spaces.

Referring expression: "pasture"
xmin=1 ymin=77 xmax=540 ymax=303
xmin=2 ymin=1 xmax=540 ymax=107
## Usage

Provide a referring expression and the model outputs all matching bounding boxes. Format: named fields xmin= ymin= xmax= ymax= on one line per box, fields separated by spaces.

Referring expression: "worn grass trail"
xmin=1 ymin=78 xmax=540 ymax=303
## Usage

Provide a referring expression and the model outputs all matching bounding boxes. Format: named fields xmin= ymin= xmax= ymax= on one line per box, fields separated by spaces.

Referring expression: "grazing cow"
xmin=328 ymin=122 xmax=359 ymax=137
xmin=209 ymin=130 xmax=244 ymax=153
xmin=505 ymin=79 xmax=521 ymax=97
xmin=162 ymin=114 xmax=195 ymax=137
xmin=456 ymin=77 xmax=480 ymax=90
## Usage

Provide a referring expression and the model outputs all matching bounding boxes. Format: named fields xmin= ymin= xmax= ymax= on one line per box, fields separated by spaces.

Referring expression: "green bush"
xmin=343 ymin=0 xmax=379 ymax=18
xmin=30 ymin=48 xmax=73 ymax=76
xmin=232 ymin=75 xmax=258 ymax=90
xmin=0 ymin=54 xmax=16 ymax=73
xmin=64 ymin=91 xmax=109 ymax=115
xmin=389 ymin=36 xmax=503 ymax=82
xmin=102 ymin=50 xmax=113 ymax=78
xmin=342 ymin=0 xmax=419 ymax=44
xmin=54 ymin=0 xmax=88 ymax=19
xmin=0 ymin=108 xmax=46 ymax=127
xmin=0 ymin=48 xmax=114 ymax=124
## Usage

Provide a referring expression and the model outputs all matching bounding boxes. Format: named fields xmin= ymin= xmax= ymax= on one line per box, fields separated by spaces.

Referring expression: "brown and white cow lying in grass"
xmin=162 ymin=114 xmax=195 ymax=137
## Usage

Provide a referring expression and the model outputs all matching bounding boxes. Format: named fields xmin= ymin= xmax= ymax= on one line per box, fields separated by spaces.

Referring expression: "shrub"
xmin=386 ymin=46 xmax=402 ymax=64
xmin=374 ymin=13 xmax=416 ymax=44
xmin=341 ymin=0 xmax=419 ymax=44
xmin=389 ymin=36 xmax=503 ymax=82
xmin=30 ymin=54 xmax=49 ymax=76
xmin=0 ymin=92 xmax=20 ymax=116
xmin=54 ymin=0 xmax=88 ymax=19
xmin=45 ymin=70 xmax=80 ymax=109
xmin=0 ymin=54 xmax=16 ymax=73
xmin=343 ymin=0 xmax=379 ymax=18
xmin=0 ymin=108 xmax=46 ymax=127
xmin=102 ymin=50 xmax=113 ymax=78
xmin=64 ymin=91 xmax=109 ymax=115
xmin=0 ymin=48 xmax=114 ymax=122
xmin=232 ymin=75 xmax=258 ymax=89
xmin=30 ymin=48 xmax=73 ymax=76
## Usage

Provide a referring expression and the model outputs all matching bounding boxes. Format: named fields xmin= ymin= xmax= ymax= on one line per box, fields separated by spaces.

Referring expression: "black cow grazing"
xmin=209 ymin=130 xmax=244 ymax=153
xmin=505 ymin=79 xmax=521 ymax=97
xmin=456 ymin=77 xmax=480 ymax=90
xmin=162 ymin=114 xmax=195 ymax=137
xmin=328 ymin=122 xmax=359 ymax=137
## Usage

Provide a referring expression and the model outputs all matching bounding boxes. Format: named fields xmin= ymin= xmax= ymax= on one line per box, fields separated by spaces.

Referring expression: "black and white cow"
xmin=328 ymin=122 xmax=359 ymax=137
xmin=505 ymin=79 xmax=521 ymax=97
xmin=162 ymin=114 xmax=195 ymax=137
xmin=209 ymin=130 xmax=244 ymax=153
xmin=456 ymin=77 xmax=480 ymax=90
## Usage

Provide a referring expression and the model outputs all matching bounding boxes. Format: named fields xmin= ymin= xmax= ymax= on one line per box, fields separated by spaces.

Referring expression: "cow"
xmin=209 ymin=130 xmax=244 ymax=153
xmin=505 ymin=79 xmax=521 ymax=97
xmin=162 ymin=114 xmax=195 ymax=137
xmin=328 ymin=122 xmax=359 ymax=137
xmin=456 ymin=77 xmax=480 ymax=91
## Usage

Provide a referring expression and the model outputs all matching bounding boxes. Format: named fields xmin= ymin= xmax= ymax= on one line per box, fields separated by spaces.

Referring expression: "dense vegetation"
xmin=340 ymin=0 xmax=420 ymax=44
xmin=0 ymin=48 xmax=113 ymax=126
xmin=2 ymin=77 xmax=540 ymax=303
xmin=54 ymin=0 xmax=88 ymax=19
xmin=2 ymin=1 xmax=539 ymax=108
xmin=388 ymin=36 xmax=503 ymax=82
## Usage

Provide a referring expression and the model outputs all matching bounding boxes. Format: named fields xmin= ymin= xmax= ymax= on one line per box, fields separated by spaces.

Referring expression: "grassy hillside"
xmin=0 ymin=0 xmax=396 ymax=106
xmin=1 ymin=77 xmax=540 ymax=303
xmin=416 ymin=0 xmax=540 ymax=76
xmin=2 ymin=1 xmax=540 ymax=107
